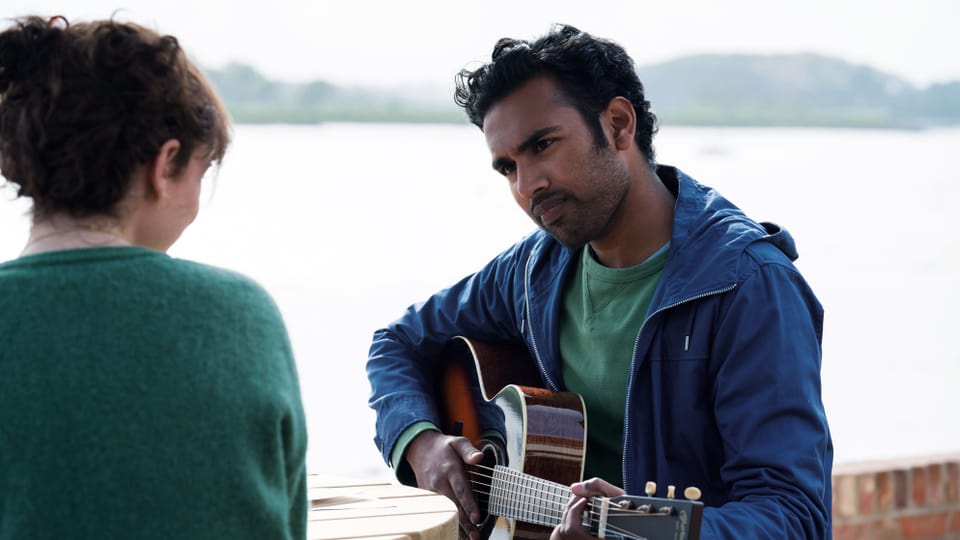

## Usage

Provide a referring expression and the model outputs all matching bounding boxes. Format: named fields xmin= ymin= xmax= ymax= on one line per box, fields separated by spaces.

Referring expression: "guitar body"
xmin=437 ymin=336 xmax=587 ymax=540
xmin=436 ymin=336 xmax=702 ymax=540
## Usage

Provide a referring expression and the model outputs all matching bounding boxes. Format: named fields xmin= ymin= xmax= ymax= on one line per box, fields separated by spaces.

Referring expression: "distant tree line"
xmin=206 ymin=63 xmax=461 ymax=124
xmin=204 ymin=54 xmax=960 ymax=128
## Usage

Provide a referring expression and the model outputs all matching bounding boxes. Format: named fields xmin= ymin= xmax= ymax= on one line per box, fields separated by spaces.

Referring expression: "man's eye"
xmin=534 ymin=139 xmax=555 ymax=152
xmin=497 ymin=164 xmax=516 ymax=176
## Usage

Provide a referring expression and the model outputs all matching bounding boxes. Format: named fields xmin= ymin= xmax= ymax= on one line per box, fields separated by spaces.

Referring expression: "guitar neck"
xmin=487 ymin=464 xmax=571 ymax=528
xmin=484 ymin=464 xmax=703 ymax=540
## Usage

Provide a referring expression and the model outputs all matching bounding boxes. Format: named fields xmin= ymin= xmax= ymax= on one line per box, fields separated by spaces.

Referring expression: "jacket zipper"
xmin=524 ymin=250 xmax=559 ymax=391
xmin=620 ymin=284 xmax=737 ymax=493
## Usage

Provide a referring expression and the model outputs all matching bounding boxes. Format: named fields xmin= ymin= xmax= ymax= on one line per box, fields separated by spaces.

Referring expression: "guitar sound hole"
xmin=474 ymin=439 xmax=506 ymax=534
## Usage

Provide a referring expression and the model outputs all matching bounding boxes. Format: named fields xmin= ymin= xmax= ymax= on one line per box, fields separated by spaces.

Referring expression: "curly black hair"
xmin=455 ymin=24 xmax=658 ymax=164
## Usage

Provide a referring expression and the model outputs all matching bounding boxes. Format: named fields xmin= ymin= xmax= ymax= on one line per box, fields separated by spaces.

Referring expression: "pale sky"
xmin=5 ymin=0 xmax=959 ymax=90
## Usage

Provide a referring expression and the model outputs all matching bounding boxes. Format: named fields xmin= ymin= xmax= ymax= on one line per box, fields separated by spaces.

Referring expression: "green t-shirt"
xmin=559 ymin=244 xmax=668 ymax=486
xmin=0 ymin=247 xmax=307 ymax=539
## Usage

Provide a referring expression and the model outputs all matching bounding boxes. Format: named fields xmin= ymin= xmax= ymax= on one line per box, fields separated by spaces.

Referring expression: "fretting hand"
xmin=405 ymin=430 xmax=485 ymax=540
xmin=551 ymin=477 xmax=626 ymax=540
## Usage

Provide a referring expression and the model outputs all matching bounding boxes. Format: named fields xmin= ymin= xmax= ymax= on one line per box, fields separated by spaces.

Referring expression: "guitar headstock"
xmin=586 ymin=482 xmax=704 ymax=540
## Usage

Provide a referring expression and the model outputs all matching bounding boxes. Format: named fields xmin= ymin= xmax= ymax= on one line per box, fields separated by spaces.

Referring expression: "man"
xmin=367 ymin=24 xmax=832 ymax=540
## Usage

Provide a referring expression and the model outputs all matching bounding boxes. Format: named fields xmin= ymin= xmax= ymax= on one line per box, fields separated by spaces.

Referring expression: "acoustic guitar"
xmin=435 ymin=336 xmax=704 ymax=540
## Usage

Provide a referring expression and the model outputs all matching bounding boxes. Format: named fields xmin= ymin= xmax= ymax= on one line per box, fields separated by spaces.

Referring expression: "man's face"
xmin=482 ymin=76 xmax=630 ymax=248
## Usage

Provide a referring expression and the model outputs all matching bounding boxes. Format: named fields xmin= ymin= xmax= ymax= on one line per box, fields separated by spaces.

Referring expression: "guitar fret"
xmin=518 ymin=469 xmax=530 ymax=523
xmin=488 ymin=465 xmax=573 ymax=527
xmin=527 ymin=473 xmax=541 ymax=524
xmin=549 ymin=481 xmax=565 ymax=523
xmin=489 ymin=466 xmax=508 ymax=518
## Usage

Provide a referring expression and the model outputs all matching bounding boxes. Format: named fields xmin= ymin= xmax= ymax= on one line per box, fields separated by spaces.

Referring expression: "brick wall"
xmin=833 ymin=454 xmax=960 ymax=539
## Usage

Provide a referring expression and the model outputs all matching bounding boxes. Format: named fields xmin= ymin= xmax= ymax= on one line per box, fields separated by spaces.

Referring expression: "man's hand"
xmin=550 ymin=478 xmax=626 ymax=540
xmin=405 ymin=430 xmax=485 ymax=540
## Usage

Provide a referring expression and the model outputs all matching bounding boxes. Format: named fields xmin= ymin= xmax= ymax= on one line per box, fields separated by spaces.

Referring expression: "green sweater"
xmin=0 ymin=247 xmax=307 ymax=539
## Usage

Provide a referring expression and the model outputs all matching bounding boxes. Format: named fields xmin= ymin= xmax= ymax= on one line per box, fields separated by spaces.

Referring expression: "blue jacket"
xmin=367 ymin=166 xmax=833 ymax=539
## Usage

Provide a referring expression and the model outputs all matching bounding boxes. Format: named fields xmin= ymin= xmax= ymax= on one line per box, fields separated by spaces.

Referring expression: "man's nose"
xmin=515 ymin=163 xmax=549 ymax=200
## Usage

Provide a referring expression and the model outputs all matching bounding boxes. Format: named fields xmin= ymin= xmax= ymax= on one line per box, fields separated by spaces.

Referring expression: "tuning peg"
xmin=645 ymin=481 xmax=657 ymax=497
xmin=667 ymin=485 xmax=676 ymax=499
xmin=684 ymin=486 xmax=702 ymax=501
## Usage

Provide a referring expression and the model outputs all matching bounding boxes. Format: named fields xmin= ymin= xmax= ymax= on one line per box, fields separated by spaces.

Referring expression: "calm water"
xmin=2 ymin=123 xmax=958 ymax=480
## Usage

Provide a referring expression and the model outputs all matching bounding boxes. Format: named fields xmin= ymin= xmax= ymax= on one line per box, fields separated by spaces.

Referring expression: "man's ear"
xmin=147 ymin=139 xmax=182 ymax=201
xmin=605 ymin=97 xmax=636 ymax=151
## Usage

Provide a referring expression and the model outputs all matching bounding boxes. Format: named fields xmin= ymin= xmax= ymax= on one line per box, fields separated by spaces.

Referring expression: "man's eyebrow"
xmin=491 ymin=156 xmax=513 ymax=173
xmin=490 ymin=126 xmax=561 ymax=171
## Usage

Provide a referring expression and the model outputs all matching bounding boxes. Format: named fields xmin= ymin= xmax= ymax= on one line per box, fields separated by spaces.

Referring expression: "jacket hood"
xmin=654 ymin=166 xmax=799 ymax=308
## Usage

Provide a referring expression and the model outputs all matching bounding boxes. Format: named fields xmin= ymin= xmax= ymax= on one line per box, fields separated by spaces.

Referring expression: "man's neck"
xmin=588 ymin=166 xmax=675 ymax=268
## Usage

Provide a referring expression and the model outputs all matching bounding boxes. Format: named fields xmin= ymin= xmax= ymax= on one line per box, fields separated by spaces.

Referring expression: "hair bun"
xmin=0 ymin=17 xmax=65 ymax=92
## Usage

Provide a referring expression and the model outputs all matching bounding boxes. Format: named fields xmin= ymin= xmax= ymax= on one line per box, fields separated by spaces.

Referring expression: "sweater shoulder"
xmin=154 ymin=256 xmax=280 ymax=312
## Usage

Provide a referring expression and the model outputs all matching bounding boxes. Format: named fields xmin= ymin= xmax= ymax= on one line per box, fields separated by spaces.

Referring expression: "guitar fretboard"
xmin=488 ymin=465 xmax=573 ymax=527
xmin=479 ymin=458 xmax=701 ymax=540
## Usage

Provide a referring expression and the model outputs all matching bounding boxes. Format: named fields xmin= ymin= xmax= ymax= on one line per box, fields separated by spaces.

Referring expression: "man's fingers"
xmin=460 ymin=520 xmax=481 ymax=540
xmin=551 ymin=496 xmax=591 ymax=539
xmin=445 ymin=476 xmax=479 ymax=540
xmin=407 ymin=433 xmax=485 ymax=537
xmin=450 ymin=461 xmax=481 ymax=526
xmin=571 ymin=477 xmax=626 ymax=498
xmin=552 ymin=477 xmax=627 ymax=539
xmin=453 ymin=476 xmax=482 ymax=540
xmin=450 ymin=436 xmax=484 ymax=464
xmin=565 ymin=496 xmax=588 ymax=527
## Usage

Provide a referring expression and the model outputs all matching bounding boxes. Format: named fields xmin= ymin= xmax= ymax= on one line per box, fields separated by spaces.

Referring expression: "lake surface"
xmin=2 ymin=123 xmax=958 ymax=481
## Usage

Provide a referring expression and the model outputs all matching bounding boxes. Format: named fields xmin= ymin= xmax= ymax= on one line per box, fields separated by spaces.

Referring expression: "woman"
xmin=0 ymin=16 xmax=307 ymax=539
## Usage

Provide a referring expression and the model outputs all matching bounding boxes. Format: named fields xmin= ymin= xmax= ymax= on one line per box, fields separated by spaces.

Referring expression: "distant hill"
xmin=637 ymin=53 xmax=960 ymax=128
xmin=204 ymin=54 xmax=960 ymax=128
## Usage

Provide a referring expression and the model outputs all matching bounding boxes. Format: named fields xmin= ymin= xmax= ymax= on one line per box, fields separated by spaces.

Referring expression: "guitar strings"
xmin=466 ymin=464 xmax=661 ymax=520
xmin=466 ymin=468 xmax=653 ymax=539
xmin=467 ymin=463 xmax=654 ymax=517
xmin=465 ymin=463 xmax=666 ymax=537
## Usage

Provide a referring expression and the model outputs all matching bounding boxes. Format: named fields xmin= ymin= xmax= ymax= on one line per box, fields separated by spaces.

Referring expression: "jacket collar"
xmin=523 ymin=165 xmax=799 ymax=385
xmin=526 ymin=165 xmax=790 ymax=301
xmin=653 ymin=165 xmax=797 ymax=310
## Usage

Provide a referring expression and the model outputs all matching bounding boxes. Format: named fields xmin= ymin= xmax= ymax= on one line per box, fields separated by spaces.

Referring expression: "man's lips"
xmin=532 ymin=195 xmax=565 ymax=226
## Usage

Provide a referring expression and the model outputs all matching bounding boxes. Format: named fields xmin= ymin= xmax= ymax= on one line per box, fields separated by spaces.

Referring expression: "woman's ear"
xmin=147 ymin=139 xmax=182 ymax=201
xmin=605 ymin=97 xmax=636 ymax=151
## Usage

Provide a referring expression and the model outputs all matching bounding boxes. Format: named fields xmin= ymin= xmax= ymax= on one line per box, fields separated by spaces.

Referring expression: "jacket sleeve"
xmin=365 ymin=239 xmax=529 ymax=468
xmin=700 ymin=255 xmax=833 ymax=540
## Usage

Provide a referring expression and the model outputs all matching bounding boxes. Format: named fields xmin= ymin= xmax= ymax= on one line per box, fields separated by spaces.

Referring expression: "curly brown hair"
xmin=0 ymin=16 xmax=231 ymax=218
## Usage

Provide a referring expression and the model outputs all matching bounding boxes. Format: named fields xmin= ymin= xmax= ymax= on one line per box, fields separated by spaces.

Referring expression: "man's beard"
xmin=535 ymin=147 xmax=630 ymax=249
